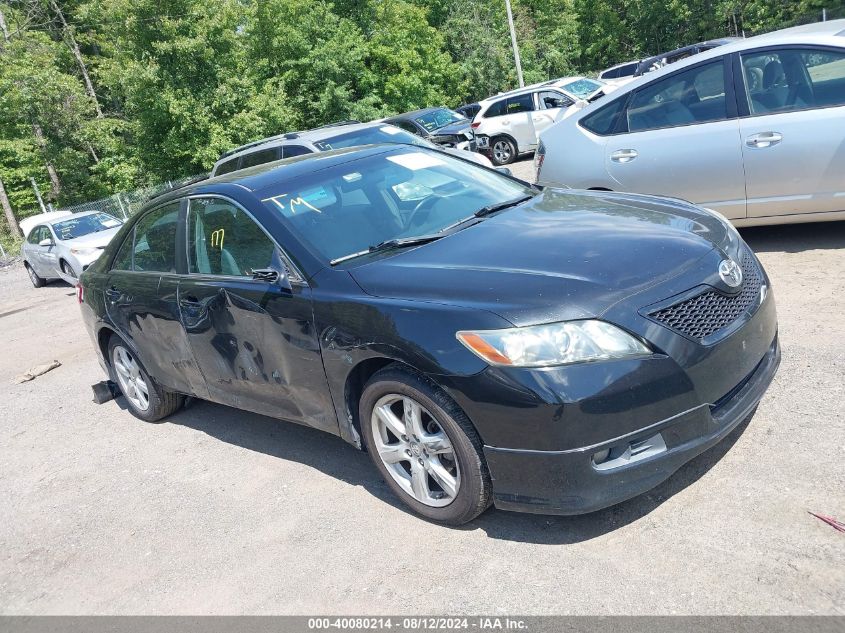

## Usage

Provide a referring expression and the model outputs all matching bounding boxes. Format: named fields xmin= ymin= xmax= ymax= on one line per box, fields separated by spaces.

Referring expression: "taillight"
xmin=471 ymin=121 xmax=480 ymax=129
xmin=76 ymin=284 xmax=84 ymax=304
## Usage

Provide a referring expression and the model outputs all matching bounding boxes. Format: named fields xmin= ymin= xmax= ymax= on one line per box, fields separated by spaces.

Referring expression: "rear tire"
xmin=490 ymin=136 xmax=517 ymax=166
xmin=360 ymin=364 xmax=492 ymax=525
xmin=107 ymin=335 xmax=183 ymax=422
xmin=25 ymin=263 xmax=45 ymax=288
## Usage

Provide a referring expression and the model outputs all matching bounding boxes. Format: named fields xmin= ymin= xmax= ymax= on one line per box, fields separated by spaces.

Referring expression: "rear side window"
xmin=506 ymin=94 xmax=534 ymax=113
xmin=188 ymin=198 xmax=278 ymax=277
xmin=282 ymin=145 xmax=311 ymax=158
xmin=741 ymin=47 xmax=845 ymax=114
xmin=240 ymin=147 xmax=279 ymax=169
xmin=130 ymin=203 xmax=180 ymax=273
xmin=627 ymin=60 xmax=728 ymax=132
xmin=581 ymin=97 xmax=628 ymax=135
xmin=111 ymin=232 xmax=134 ymax=271
xmin=484 ymin=99 xmax=506 ymax=118
xmin=215 ymin=157 xmax=240 ymax=176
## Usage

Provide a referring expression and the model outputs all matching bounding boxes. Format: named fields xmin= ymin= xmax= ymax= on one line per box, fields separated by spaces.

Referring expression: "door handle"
xmin=746 ymin=132 xmax=782 ymax=148
xmin=105 ymin=287 xmax=121 ymax=302
xmin=610 ymin=149 xmax=638 ymax=163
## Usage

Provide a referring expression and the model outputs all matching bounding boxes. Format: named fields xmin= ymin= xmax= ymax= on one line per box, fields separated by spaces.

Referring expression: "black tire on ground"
xmin=25 ymin=262 xmax=45 ymax=288
xmin=359 ymin=364 xmax=492 ymax=525
xmin=490 ymin=136 xmax=517 ymax=166
xmin=107 ymin=334 xmax=184 ymax=423
xmin=61 ymin=260 xmax=78 ymax=278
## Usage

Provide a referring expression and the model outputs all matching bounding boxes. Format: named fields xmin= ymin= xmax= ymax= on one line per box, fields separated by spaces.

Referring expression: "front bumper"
xmin=482 ymin=335 xmax=780 ymax=514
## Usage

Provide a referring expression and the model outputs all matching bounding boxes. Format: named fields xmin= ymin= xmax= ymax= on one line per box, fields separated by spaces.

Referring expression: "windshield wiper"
xmin=369 ymin=234 xmax=444 ymax=253
xmin=329 ymin=234 xmax=444 ymax=266
xmin=473 ymin=194 xmax=534 ymax=218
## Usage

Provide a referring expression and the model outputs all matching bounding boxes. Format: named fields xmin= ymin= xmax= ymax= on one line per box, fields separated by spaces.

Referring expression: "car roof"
xmin=478 ymin=76 xmax=592 ymax=104
xmin=574 ymin=19 xmax=845 ymax=109
xmin=150 ymin=144 xmax=420 ymax=209
xmin=216 ymin=121 xmax=382 ymax=163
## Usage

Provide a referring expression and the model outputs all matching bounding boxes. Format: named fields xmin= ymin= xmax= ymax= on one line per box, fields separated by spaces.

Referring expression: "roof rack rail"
xmin=314 ymin=119 xmax=361 ymax=129
xmin=146 ymin=174 xmax=210 ymax=202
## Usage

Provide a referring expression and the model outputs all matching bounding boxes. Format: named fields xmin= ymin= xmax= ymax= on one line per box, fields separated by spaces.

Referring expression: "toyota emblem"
xmin=719 ymin=259 xmax=743 ymax=288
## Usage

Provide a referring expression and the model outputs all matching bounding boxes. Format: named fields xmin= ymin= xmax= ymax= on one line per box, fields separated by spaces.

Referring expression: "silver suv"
xmin=211 ymin=121 xmax=491 ymax=176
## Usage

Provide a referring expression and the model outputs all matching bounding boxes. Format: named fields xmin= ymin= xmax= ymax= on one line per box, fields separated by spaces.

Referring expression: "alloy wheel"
xmin=492 ymin=139 xmax=513 ymax=164
xmin=112 ymin=345 xmax=150 ymax=412
xmin=370 ymin=394 xmax=460 ymax=507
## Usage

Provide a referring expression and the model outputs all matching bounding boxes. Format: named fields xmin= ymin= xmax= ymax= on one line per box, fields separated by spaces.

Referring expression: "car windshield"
xmin=313 ymin=125 xmax=430 ymax=151
xmin=258 ymin=147 xmax=533 ymax=264
xmin=562 ymin=78 xmax=604 ymax=99
xmin=414 ymin=108 xmax=466 ymax=132
xmin=51 ymin=213 xmax=122 ymax=241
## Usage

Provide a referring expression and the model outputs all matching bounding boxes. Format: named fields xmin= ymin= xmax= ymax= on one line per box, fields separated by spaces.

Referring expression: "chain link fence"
xmin=55 ymin=172 xmax=208 ymax=221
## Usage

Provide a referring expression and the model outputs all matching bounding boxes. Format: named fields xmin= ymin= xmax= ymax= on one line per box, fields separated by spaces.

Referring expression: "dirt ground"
xmin=0 ymin=187 xmax=843 ymax=614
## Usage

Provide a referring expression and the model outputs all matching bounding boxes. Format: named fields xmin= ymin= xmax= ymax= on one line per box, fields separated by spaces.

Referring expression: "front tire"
xmin=61 ymin=260 xmax=78 ymax=279
xmin=25 ymin=263 xmax=45 ymax=288
xmin=108 ymin=336 xmax=183 ymax=422
xmin=360 ymin=365 xmax=492 ymax=525
xmin=490 ymin=136 xmax=517 ymax=166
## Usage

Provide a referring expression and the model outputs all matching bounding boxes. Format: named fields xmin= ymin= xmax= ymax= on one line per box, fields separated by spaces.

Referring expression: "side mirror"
xmin=252 ymin=268 xmax=290 ymax=289
xmin=38 ymin=238 xmax=53 ymax=247
xmin=495 ymin=167 xmax=513 ymax=177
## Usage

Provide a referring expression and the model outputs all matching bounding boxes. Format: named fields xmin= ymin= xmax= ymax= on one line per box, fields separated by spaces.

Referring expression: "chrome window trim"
xmin=185 ymin=193 xmax=307 ymax=285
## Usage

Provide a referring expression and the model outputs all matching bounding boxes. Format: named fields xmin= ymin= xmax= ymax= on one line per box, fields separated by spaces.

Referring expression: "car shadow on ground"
xmin=147 ymin=395 xmax=753 ymax=544
xmin=739 ymin=220 xmax=845 ymax=253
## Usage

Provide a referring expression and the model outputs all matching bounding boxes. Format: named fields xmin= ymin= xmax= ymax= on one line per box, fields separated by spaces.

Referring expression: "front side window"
xmin=506 ymin=94 xmax=534 ymax=114
xmin=741 ymin=47 xmax=845 ymax=114
xmin=188 ymin=198 xmax=278 ymax=277
xmin=51 ymin=213 xmax=121 ymax=241
xmin=627 ymin=60 xmax=728 ymax=132
xmin=313 ymin=125 xmax=429 ymax=151
xmin=258 ymin=147 xmax=534 ymax=264
xmin=132 ymin=203 xmax=180 ymax=273
xmin=27 ymin=227 xmax=45 ymax=244
xmin=240 ymin=147 xmax=279 ymax=169
xmin=391 ymin=120 xmax=421 ymax=135
xmin=538 ymin=90 xmax=573 ymax=110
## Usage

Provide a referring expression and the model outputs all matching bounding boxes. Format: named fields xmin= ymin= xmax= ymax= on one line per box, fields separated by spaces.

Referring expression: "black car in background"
xmin=78 ymin=144 xmax=779 ymax=525
xmin=383 ymin=107 xmax=477 ymax=151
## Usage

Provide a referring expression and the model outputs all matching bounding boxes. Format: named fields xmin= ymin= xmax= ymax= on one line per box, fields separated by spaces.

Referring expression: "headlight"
xmin=70 ymin=247 xmax=99 ymax=256
xmin=456 ymin=320 xmax=651 ymax=368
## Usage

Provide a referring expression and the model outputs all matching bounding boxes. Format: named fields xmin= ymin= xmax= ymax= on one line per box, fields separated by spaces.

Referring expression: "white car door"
xmin=531 ymin=90 xmax=574 ymax=138
xmin=604 ymin=58 xmax=747 ymax=220
xmin=501 ymin=93 xmax=537 ymax=152
xmin=738 ymin=46 xmax=845 ymax=218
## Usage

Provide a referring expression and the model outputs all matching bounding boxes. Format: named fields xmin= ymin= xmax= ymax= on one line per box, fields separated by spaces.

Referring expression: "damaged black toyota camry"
xmin=78 ymin=144 xmax=779 ymax=525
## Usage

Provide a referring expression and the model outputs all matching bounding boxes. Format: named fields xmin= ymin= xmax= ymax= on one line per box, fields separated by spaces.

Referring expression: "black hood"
xmin=349 ymin=189 xmax=729 ymax=327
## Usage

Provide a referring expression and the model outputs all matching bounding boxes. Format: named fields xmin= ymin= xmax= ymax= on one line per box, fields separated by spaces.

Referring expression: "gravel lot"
xmin=0 ymin=180 xmax=843 ymax=614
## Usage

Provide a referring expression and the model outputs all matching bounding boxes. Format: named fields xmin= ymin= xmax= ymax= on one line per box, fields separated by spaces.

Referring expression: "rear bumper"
xmin=483 ymin=335 xmax=780 ymax=515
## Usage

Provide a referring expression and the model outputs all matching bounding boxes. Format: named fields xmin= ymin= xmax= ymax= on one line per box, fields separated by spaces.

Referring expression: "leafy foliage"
xmin=0 ymin=0 xmax=839 ymax=241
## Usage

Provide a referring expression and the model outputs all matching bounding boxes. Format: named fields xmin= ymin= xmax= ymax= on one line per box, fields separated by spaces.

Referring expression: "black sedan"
xmin=78 ymin=145 xmax=780 ymax=525
xmin=383 ymin=107 xmax=477 ymax=151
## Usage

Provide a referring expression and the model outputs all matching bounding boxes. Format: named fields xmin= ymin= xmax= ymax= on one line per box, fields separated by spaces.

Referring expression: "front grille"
xmin=649 ymin=252 xmax=763 ymax=341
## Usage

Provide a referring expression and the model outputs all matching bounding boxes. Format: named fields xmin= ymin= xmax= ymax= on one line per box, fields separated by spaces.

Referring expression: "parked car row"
xmin=40 ymin=19 xmax=843 ymax=525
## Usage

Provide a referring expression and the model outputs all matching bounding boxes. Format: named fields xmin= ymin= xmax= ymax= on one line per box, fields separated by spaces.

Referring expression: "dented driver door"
xmin=177 ymin=196 xmax=337 ymax=434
